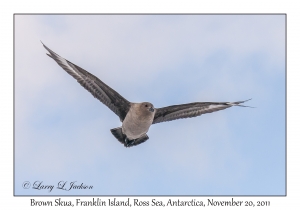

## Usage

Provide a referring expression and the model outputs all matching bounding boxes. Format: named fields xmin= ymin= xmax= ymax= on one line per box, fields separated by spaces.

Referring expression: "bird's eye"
xmin=145 ymin=105 xmax=148 ymax=107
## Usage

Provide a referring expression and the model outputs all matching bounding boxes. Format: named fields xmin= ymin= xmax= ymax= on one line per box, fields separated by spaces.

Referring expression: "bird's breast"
xmin=122 ymin=108 xmax=154 ymax=140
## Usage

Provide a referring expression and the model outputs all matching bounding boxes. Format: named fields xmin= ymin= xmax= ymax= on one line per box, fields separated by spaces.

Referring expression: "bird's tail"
xmin=110 ymin=127 xmax=149 ymax=148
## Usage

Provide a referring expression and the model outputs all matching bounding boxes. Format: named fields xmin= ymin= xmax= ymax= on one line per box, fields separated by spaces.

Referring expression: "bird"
xmin=42 ymin=42 xmax=252 ymax=148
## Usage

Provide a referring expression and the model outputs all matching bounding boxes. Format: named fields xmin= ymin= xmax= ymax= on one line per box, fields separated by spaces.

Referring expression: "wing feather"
xmin=152 ymin=99 xmax=251 ymax=124
xmin=43 ymin=43 xmax=130 ymax=121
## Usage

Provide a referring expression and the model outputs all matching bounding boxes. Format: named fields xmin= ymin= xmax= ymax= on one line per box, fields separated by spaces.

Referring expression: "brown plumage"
xmin=42 ymin=42 xmax=251 ymax=148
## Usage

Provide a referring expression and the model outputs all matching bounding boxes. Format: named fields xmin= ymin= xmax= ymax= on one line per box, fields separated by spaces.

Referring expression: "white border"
xmin=2 ymin=0 xmax=297 ymax=209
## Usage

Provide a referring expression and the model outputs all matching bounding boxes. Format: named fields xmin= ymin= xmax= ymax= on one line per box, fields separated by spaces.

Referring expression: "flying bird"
xmin=42 ymin=43 xmax=251 ymax=148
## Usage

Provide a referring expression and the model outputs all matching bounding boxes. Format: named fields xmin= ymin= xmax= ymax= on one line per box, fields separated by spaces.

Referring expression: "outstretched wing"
xmin=152 ymin=99 xmax=251 ymax=124
xmin=42 ymin=43 xmax=131 ymax=121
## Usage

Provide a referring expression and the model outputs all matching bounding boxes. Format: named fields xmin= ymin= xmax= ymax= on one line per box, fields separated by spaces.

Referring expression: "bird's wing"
xmin=152 ymin=99 xmax=251 ymax=124
xmin=42 ymin=43 xmax=131 ymax=121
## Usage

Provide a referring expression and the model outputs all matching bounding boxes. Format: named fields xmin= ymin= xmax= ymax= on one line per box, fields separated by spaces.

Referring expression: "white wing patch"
xmin=56 ymin=55 xmax=81 ymax=78
xmin=208 ymin=104 xmax=228 ymax=109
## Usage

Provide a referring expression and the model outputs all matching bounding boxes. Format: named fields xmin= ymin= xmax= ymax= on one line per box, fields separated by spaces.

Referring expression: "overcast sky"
xmin=15 ymin=14 xmax=285 ymax=195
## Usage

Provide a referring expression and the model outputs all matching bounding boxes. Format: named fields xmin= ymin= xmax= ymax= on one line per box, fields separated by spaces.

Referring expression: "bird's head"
xmin=141 ymin=102 xmax=155 ymax=113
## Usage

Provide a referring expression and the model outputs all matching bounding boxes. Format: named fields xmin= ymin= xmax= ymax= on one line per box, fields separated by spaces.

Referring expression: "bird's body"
xmin=42 ymin=42 xmax=252 ymax=147
xmin=122 ymin=103 xmax=155 ymax=140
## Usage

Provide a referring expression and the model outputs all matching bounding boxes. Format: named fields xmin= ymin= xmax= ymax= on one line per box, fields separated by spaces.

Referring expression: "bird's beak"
xmin=149 ymin=107 xmax=154 ymax=112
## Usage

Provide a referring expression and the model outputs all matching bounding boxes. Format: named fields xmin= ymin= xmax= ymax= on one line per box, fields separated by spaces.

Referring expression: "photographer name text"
xmin=22 ymin=181 xmax=93 ymax=192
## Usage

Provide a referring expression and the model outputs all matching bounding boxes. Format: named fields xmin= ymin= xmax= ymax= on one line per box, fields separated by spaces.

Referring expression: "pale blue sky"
xmin=15 ymin=15 xmax=285 ymax=195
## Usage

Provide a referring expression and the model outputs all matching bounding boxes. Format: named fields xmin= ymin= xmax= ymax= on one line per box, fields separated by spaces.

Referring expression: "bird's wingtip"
xmin=234 ymin=98 xmax=255 ymax=108
xmin=41 ymin=40 xmax=48 ymax=50
xmin=238 ymin=98 xmax=252 ymax=103
xmin=236 ymin=104 xmax=256 ymax=108
xmin=41 ymin=42 xmax=54 ymax=55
